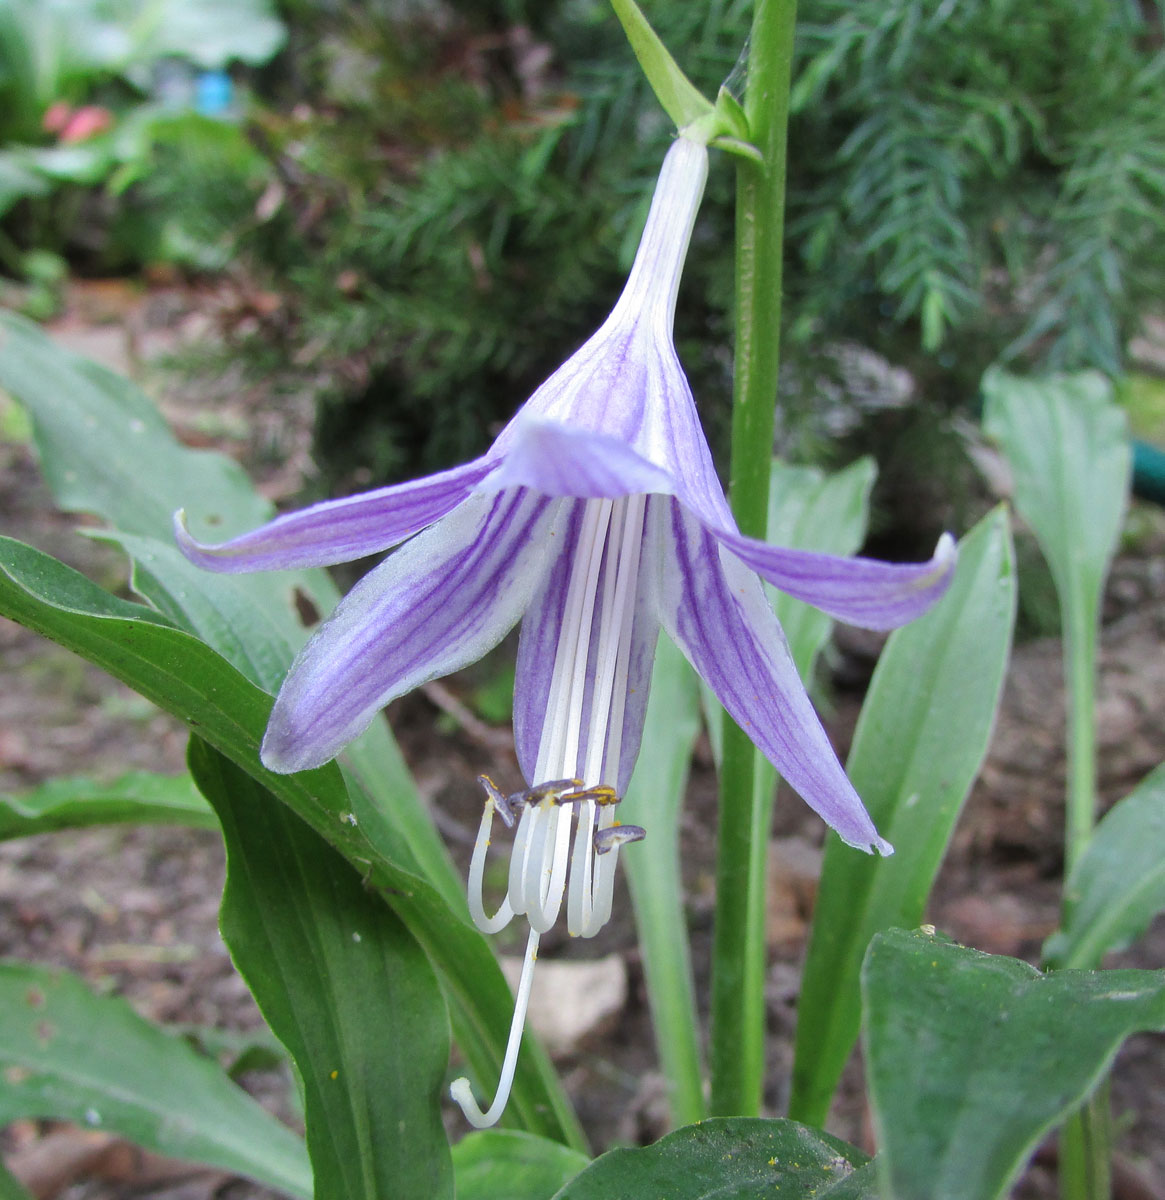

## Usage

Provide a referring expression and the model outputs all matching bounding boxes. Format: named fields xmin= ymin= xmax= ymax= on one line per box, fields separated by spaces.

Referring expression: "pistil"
xmin=453 ymin=494 xmax=648 ymax=1126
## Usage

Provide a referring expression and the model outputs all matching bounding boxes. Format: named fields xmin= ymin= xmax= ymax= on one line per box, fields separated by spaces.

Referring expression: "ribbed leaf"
xmin=864 ymin=928 xmax=1165 ymax=1200
xmin=790 ymin=507 xmax=1016 ymax=1126
xmin=0 ymin=769 xmax=215 ymax=840
xmin=452 ymin=1131 xmax=588 ymax=1200
xmin=1044 ymin=763 xmax=1165 ymax=969
xmin=552 ymin=1118 xmax=874 ymax=1199
xmin=189 ymin=740 xmax=452 ymax=1200
xmin=0 ymin=962 xmax=310 ymax=1198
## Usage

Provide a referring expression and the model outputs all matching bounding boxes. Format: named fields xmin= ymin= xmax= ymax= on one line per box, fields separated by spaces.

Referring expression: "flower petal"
xmin=488 ymin=419 xmax=674 ymax=500
xmin=651 ymin=499 xmax=891 ymax=854
xmin=513 ymin=500 xmax=658 ymax=793
xmin=175 ymin=456 xmax=495 ymax=572
xmin=261 ymin=489 xmax=562 ymax=772
xmin=713 ymin=527 xmax=957 ymax=631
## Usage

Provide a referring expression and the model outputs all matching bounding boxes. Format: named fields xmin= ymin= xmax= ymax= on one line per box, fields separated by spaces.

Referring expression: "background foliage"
xmin=224 ymin=0 xmax=1165 ymax=502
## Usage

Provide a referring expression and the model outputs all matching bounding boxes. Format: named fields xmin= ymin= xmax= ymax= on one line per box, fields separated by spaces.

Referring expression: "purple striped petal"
xmin=651 ymin=499 xmax=891 ymax=855
xmin=175 ymin=456 xmax=495 ymax=572
xmin=261 ymin=490 xmax=563 ymax=772
xmin=513 ymin=501 xmax=658 ymax=793
xmin=713 ymin=528 xmax=957 ymax=631
xmin=488 ymin=419 xmax=674 ymax=500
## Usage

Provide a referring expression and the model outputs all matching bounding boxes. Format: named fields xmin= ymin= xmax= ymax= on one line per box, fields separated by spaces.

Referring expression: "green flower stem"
xmin=1059 ymin=588 xmax=1110 ymax=1199
xmin=710 ymin=0 xmax=798 ymax=1119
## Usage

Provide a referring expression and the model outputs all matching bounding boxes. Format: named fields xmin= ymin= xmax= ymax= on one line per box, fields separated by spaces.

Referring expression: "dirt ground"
xmin=1 ymin=283 xmax=1163 ymax=1198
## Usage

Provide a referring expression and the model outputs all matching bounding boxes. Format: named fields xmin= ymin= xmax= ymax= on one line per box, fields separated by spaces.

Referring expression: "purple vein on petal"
xmin=175 ymin=456 xmax=496 ymax=572
xmin=262 ymin=489 xmax=562 ymax=771
xmin=654 ymin=499 xmax=891 ymax=855
xmin=713 ymin=529 xmax=957 ymax=632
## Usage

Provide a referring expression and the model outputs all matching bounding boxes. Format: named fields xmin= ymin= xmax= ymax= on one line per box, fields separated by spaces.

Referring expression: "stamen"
xmin=477 ymin=774 xmax=516 ymax=828
xmin=450 ymin=927 xmax=540 ymax=1128
xmin=594 ymin=823 xmax=646 ymax=854
xmin=467 ymin=797 xmax=514 ymax=934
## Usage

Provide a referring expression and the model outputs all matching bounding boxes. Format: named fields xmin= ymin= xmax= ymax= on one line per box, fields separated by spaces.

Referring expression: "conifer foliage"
xmin=245 ymin=0 xmax=1165 ymax=484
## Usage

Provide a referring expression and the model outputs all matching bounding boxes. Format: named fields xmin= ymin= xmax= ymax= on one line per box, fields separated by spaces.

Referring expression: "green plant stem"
xmin=1059 ymin=587 xmax=1109 ymax=1199
xmin=1060 ymin=1085 xmax=1112 ymax=1200
xmin=1062 ymin=591 xmax=1098 ymax=879
xmin=709 ymin=0 xmax=798 ymax=1119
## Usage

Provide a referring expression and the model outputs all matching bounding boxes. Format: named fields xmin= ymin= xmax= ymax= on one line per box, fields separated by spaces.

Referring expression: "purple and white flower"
xmin=176 ymin=134 xmax=955 ymax=1127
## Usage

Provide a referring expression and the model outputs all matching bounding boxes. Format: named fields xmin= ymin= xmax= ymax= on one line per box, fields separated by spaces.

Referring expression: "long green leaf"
xmin=620 ymin=635 xmax=705 ymax=1127
xmin=1044 ymin=763 xmax=1165 ymax=970
xmin=0 ymin=962 xmax=311 ymax=1198
xmin=981 ymin=369 xmax=1130 ymax=621
xmin=452 ymin=1131 xmax=589 ymax=1200
xmin=0 ymin=535 xmax=583 ymax=1150
xmin=189 ymin=739 xmax=452 ymax=1200
xmin=789 ymin=507 xmax=1016 ymax=1126
xmin=982 ymin=368 xmax=1131 ymax=873
xmin=552 ymin=1118 xmax=874 ymax=1199
xmin=0 ymin=308 xmax=461 ymax=909
xmin=0 ymin=769 xmax=215 ymax=839
xmin=863 ymin=928 xmax=1165 ymax=1200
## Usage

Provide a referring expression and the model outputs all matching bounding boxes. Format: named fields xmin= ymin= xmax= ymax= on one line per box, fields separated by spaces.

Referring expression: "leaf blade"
xmin=189 ymin=739 xmax=453 ymax=1200
xmin=0 ymin=962 xmax=311 ymax=1198
xmin=790 ymin=507 xmax=1016 ymax=1126
xmin=863 ymin=928 xmax=1165 ymax=1200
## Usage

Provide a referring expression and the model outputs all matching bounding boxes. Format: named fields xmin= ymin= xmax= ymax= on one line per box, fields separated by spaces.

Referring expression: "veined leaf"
xmin=452 ymin=1130 xmax=589 ymax=1200
xmin=1044 ymin=763 xmax=1165 ymax=969
xmin=0 ymin=769 xmax=215 ymax=840
xmin=552 ymin=1118 xmax=874 ymax=1199
xmin=190 ymin=740 xmax=452 ymax=1200
xmin=863 ymin=928 xmax=1165 ymax=1200
xmin=0 ymin=962 xmax=311 ymax=1198
xmin=790 ymin=507 xmax=1016 ymax=1127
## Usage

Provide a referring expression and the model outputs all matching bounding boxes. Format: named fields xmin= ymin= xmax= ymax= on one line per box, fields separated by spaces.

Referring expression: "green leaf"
xmin=863 ymin=928 xmax=1165 ymax=1200
xmin=0 ymin=962 xmax=311 ymax=1199
xmin=189 ymin=739 xmax=452 ymax=1200
xmin=982 ymin=369 xmax=1131 ymax=613
xmin=552 ymin=1118 xmax=874 ymax=1199
xmin=452 ymin=1130 xmax=589 ymax=1200
xmin=0 ymin=769 xmax=215 ymax=840
xmin=1044 ymin=763 xmax=1165 ymax=969
xmin=620 ymin=635 xmax=705 ymax=1127
xmin=0 ymin=536 xmax=584 ymax=1150
xmin=607 ymin=0 xmax=715 ymax=131
xmin=0 ymin=307 xmax=462 ymax=913
xmin=790 ymin=507 xmax=1016 ymax=1127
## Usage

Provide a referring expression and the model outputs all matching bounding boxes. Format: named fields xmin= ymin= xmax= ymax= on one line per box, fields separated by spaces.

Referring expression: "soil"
xmin=1 ymin=281 xmax=1163 ymax=1198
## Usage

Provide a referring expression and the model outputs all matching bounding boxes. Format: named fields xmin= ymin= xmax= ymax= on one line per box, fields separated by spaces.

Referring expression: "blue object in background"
xmin=196 ymin=71 xmax=234 ymax=118
xmin=1132 ymin=439 xmax=1165 ymax=506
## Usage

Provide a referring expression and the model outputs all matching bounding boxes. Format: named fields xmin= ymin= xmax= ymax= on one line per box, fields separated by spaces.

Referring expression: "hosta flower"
xmin=176 ymin=134 xmax=954 ymax=1127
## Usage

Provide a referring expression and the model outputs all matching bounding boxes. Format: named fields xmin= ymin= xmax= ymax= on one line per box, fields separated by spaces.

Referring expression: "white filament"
xmin=450 ymin=927 xmax=540 ymax=1128
xmin=453 ymin=494 xmax=647 ymax=1127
